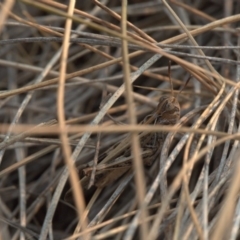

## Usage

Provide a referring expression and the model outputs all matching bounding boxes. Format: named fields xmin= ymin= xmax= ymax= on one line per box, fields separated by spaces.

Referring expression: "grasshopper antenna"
xmin=176 ymin=74 xmax=192 ymax=99
xmin=168 ymin=60 xmax=174 ymax=97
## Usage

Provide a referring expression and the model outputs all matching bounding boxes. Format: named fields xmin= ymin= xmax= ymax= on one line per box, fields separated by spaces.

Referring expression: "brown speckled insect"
xmin=65 ymin=63 xmax=187 ymax=199
xmin=82 ymin=63 xmax=184 ymax=188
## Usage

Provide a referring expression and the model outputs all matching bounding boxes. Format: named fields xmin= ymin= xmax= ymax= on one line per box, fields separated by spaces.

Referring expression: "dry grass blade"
xmin=1 ymin=1 xmax=240 ymax=240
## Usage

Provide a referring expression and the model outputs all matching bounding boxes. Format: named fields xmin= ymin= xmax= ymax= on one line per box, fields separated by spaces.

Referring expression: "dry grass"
xmin=0 ymin=0 xmax=240 ymax=239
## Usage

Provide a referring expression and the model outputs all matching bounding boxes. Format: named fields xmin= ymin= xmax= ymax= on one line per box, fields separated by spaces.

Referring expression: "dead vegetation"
xmin=0 ymin=0 xmax=240 ymax=239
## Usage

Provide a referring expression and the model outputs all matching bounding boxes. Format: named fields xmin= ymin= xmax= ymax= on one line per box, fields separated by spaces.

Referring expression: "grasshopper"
xmin=65 ymin=62 xmax=188 ymax=200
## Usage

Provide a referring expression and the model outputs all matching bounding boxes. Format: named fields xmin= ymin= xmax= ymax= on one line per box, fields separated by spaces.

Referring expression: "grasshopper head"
xmin=156 ymin=95 xmax=180 ymax=124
